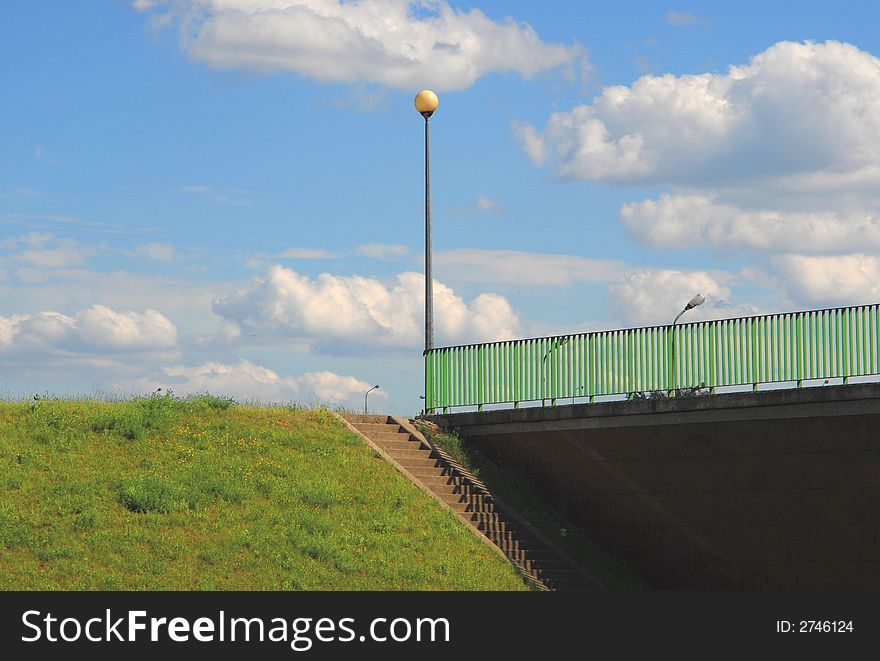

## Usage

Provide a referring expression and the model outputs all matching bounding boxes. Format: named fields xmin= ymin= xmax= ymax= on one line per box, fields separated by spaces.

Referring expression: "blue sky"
xmin=3 ymin=1 xmax=880 ymax=413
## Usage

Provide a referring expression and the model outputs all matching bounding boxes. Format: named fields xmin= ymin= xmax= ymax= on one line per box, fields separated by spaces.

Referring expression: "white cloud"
xmin=0 ymin=305 xmax=178 ymax=353
xmin=212 ymin=264 xmax=523 ymax=351
xmin=278 ymin=247 xmax=338 ymax=259
xmin=140 ymin=0 xmax=584 ymax=91
xmin=127 ymin=358 xmax=386 ymax=406
xmin=436 ymin=249 xmax=629 ymax=285
xmin=511 ymin=40 xmax=880 ymax=313
xmin=0 ymin=268 xmax=224 ymax=335
xmin=620 ymin=193 xmax=880 ymax=254
xmin=354 ymin=243 xmax=409 ymax=259
xmin=517 ymin=41 xmax=880 ymax=186
xmin=0 ymin=232 xmax=95 ymax=269
xmin=299 ymin=370 xmax=384 ymax=404
xmin=607 ymin=268 xmax=758 ymax=326
xmin=511 ymin=121 xmax=547 ymax=165
xmin=75 ymin=305 xmax=178 ymax=350
xmin=135 ymin=242 xmax=176 ymax=261
xmin=770 ymin=254 xmax=880 ymax=306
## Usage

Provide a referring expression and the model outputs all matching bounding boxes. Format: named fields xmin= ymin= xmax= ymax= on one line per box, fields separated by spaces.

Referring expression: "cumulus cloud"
xmin=0 ymin=305 xmax=178 ymax=353
xmin=0 ymin=232 xmax=95 ymax=269
xmin=770 ymin=254 xmax=880 ymax=306
xmin=607 ymin=268 xmax=758 ymax=326
xmin=136 ymin=0 xmax=584 ymax=91
xmin=212 ymin=264 xmax=523 ymax=351
xmin=436 ymin=249 xmax=629 ymax=285
xmin=620 ymin=193 xmax=880 ymax=254
xmin=518 ymin=41 xmax=880 ymax=186
xmin=127 ymin=358 xmax=385 ymax=406
xmin=511 ymin=40 xmax=880 ymax=312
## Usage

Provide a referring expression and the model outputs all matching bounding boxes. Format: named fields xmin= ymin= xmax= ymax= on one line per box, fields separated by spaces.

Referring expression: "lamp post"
xmin=673 ymin=293 xmax=706 ymax=327
xmin=414 ymin=90 xmax=439 ymax=353
xmin=670 ymin=293 xmax=705 ymax=393
xmin=541 ymin=337 xmax=570 ymax=406
xmin=364 ymin=385 xmax=380 ymax=415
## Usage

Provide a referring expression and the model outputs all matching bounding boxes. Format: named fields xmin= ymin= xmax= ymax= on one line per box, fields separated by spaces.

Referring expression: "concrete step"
xmin=406 ymin=466 xmax=458 ymax=479
xmin=340 ymin=410 xmax=592 ymax=592
xmin=507 ymin=549 xmax=560 ymax=564
xmin=353 ymin=423 xmax=406 ymax=435
xmin=490 ymin=529 xmax=538 ymax=547
xmin=496 ymin=539 xmax=539 ymax=556
xmin=395 ymin=457 xmax=446 ymax=470
xmin=417 ymin=475 xmax=469 ymax=488
xmin=427 ymin=482 xmax=486 ymax=496
xmin=342 ymin=414 xmax=391 ymax=424
xmin=446 ymin=499 xmax=498 ymax=514
xmin=474 ymin=519 xmax=526 ymax=536
xmin=517 ymin=557 xmax=572 ymax=572
xmin=436 ymin=490 xmax=494 ymax=505
xmin=369 ymin=431 xmax=417 ymax=445
xmin=468 ymin=511 xmax=516 ymax=526
xmin=376 ymin=440 xmax=429 ymax=453
xmin=386 ymin=448 xmax=437 ymax=461
xmin=495 ymin=523 xmax=536 ymax=538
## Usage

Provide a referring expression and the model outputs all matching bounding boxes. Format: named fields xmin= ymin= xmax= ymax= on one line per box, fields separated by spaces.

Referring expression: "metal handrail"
xmin=424 ymin=302 xmax=880 ymax=413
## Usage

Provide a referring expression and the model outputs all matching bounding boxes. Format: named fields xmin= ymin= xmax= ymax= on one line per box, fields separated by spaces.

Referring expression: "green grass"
xmin=0 ymin=395 xmax=527 ymax=591
xmin=417 ymin=423 xmax=649 ymax=590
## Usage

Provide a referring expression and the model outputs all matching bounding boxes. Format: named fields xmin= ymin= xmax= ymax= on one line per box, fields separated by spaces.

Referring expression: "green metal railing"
xmin=424 ymin=303 xmax=880 ymax=412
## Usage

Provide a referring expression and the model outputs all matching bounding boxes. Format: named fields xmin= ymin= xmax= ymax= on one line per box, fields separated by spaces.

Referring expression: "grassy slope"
xmin=0 ymin=396 xmax=526 ymax=591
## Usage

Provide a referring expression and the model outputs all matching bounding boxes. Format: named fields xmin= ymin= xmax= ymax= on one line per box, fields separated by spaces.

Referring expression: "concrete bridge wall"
xmin=429 ymin=384 xmax=880 ymax=589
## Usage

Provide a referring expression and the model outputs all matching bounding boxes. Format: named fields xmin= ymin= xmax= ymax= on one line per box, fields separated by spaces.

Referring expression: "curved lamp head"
xmin=685 ymin=293 xmax=706 ymax=310
xmin=364 ymin=385 xmax=380 ymax=414
xmin=673 ymin=293 xmax=706 ymax=326
xmin=414 ymin=89 xmax=439 ymax=118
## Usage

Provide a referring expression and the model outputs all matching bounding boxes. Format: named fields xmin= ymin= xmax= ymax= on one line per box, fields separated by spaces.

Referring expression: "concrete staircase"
xmin=337 ymin=413 xmax=600 ymax=592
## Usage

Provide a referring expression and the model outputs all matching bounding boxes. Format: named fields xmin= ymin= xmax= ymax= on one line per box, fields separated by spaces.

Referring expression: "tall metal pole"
xmin=424 ymin=114 xmax=433 ymax=352
xmin=414 ymin=90 xmax=439 ymax=414
xmin=670 ymin=294 xmax=705 ymax=394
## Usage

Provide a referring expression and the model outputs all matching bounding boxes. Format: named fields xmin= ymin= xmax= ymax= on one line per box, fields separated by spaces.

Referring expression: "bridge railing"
xmin=424 ymin=303 xmax=880 ymax=412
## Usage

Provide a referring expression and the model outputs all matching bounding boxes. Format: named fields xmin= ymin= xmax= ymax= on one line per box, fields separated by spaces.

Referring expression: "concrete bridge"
xmin=428 ymin=382 xmax=880 ymax=589
xmin=424 ymin=303 xmax=880 ymax=589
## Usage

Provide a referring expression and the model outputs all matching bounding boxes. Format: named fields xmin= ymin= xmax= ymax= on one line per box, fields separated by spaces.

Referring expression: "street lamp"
xmin=673 ymin=293 xmax=706 ymax=327
xmin=670 ymin=293 xmax=705 ymax=393
xmin=364 ymin=385 xmax=380 ymax=415
xmin=541 ymin=337 xmax=570 ymax=405
xmin=414 ymin=89 xmax=439 ymax=353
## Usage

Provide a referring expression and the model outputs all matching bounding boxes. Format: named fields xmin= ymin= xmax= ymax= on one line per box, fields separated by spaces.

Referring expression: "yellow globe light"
xmin=414 ymin=89 xmax=439 ymax=116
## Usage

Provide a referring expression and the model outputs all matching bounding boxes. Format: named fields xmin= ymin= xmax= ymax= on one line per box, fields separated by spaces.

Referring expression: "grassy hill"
xmin=0 ymin=395 xmax=527 ymax=591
